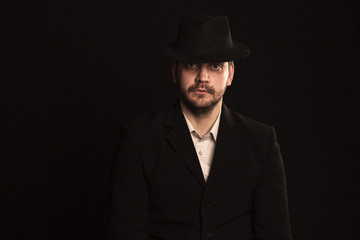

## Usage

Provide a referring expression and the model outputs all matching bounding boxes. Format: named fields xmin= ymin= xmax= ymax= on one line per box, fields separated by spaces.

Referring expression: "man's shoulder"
xmin=225 ymin=107 xmax=278 ymax=154
xmin=226 ymin=107 xmax=274 ymax=134
xmin=120 ymin=105 xmax=171 ymax=134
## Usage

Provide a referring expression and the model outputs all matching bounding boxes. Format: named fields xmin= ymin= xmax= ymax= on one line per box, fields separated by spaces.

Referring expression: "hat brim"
xmin=159 ymin=41 xmax=250 ymax=62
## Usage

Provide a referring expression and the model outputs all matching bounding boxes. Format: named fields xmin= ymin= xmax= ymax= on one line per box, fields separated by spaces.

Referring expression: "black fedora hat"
xmin=160 ymin=15 xmax=250 ymax=62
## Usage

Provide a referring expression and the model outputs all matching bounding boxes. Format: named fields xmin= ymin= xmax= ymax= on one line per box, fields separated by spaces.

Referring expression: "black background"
xmin=2 ymin=0 xmax=359 ymax=239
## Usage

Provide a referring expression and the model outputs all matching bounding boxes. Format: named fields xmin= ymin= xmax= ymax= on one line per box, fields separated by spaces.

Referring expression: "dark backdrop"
xmin=2 ymin=0 xmax=359 ymax=239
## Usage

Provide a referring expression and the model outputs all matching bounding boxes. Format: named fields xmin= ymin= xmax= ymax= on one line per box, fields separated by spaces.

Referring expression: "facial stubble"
xmin=178 ymin=82 xmax=227 ymax=117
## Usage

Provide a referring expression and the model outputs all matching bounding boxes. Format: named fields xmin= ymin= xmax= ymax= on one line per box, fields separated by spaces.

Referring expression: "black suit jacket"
xmin=109 ymin=102 xmax=292 ymax=240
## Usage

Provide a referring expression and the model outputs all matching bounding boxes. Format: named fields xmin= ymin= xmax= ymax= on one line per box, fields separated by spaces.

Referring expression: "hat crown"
xmin=175 ymin=15 xmax=234 ymax=55
xmin=160 ymin=15 xmax=250 ymax=62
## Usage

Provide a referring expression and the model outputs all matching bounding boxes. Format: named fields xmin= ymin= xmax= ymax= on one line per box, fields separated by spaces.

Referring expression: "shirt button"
xmin=199 ymin=151 xmax=203 ymax=155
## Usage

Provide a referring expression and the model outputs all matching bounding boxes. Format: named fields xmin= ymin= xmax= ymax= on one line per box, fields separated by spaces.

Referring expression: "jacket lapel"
xmin=163 ymin=102 xmax=206 ymax=188
xmin=206 ymin=104 xmax=256 ymax=185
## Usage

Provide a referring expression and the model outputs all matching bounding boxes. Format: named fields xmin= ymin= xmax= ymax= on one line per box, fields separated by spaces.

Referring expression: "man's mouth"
xmin=189 ymin=85 xmax=215 ymax=95
xmin=192 ymin=88 xmax=210 ymax=95
xmin=194 ymin=88 xmax=208 ymax=92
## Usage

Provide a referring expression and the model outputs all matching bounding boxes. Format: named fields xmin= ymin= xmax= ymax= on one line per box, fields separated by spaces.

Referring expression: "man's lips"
xmin=188 ymin=85 xmax=215 ymax=95
xmin=192 ymin=88 xmax=209 ymax=94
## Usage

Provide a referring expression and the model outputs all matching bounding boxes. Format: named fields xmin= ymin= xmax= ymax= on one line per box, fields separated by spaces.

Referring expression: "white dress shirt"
xmin=182 ymin=110 xmax=221 ymax=181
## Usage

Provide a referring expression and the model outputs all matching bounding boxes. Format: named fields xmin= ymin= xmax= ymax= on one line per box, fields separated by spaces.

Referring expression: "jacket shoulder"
xmin=226 ymin=108 xmax=279 ymax=159
xmin=120 ymin=106 xmax=169 ymax=137
xmin=227 ymin=108 xmax=281 ymax=170
xmin=228 ymin=109 xmax=274 ymax=137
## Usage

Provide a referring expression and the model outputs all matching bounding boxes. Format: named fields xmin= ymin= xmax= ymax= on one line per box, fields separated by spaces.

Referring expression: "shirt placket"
xmin=197 ymin=134 xmax=211 ymax=180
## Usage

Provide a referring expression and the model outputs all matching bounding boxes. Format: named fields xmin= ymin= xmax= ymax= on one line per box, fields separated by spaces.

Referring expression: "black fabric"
xmin=160 ymin=15 xmax=250 ymax=62
xmin=109 ymin=102 xmax=292 ymax=240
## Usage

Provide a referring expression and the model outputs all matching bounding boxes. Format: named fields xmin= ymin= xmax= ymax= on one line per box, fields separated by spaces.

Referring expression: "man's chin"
xmin=188 ymin=99 xmax=213 ymax=109
xmin=189 ymin=95 xmax=214 ymax=105
xmin=183 ymin=98 xmax=220 ymax=115
xmin=192 ymin=103 xmax=213 ymax=109
xmin=179 ymin=91 xmax=222 ymax=115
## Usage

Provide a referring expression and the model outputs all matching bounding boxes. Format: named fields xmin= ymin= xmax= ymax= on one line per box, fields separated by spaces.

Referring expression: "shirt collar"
xmin=182 ymin=108 xmax=222 ymax=141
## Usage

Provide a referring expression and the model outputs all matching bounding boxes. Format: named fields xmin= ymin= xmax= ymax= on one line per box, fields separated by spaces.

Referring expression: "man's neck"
xmin=180 ymin=99 xmax=222 ymax=138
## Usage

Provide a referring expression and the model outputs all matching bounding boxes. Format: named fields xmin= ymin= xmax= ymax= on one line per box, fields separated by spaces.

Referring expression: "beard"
xmin=178 ymin=82 xmax=227 ymax=116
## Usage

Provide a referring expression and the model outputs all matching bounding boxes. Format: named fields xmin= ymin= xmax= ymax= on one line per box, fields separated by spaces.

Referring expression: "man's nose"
xmin=196 ymin=66 xmax=209 ymax=83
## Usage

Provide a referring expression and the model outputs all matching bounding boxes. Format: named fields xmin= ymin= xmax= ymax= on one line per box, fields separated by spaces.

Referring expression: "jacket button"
xmin=204 ymin=199 xmax=212 ymax=207
xmin=205 ymin=232 xmax=212 ymax=238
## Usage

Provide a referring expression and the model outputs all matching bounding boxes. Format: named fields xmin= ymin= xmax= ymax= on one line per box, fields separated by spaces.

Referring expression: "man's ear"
xmin=227 ymin=62 xmax=235 ymax=86
xmin=171 ymin=60 xmax=177 ymax=83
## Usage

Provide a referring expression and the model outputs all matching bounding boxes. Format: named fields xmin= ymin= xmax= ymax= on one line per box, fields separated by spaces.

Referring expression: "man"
xmin=109 ymin=15 xmax=292 ymax=240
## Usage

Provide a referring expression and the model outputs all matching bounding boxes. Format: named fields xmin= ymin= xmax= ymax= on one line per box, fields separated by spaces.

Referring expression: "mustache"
xmin=188 ymin=84 xmax=215 ymax=95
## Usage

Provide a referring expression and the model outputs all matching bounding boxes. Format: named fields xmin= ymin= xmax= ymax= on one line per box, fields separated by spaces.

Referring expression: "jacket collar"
xmin=163 ymin=101 xmax=250 ymax=188
xmin=163 ymin=102 xmax=207 ymax=187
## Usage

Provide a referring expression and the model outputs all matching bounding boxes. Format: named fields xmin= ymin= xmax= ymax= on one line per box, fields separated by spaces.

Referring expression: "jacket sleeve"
xmin=108 ymin=126 xmax=149 ymax=240
xmin=253 ymin=127 xmax=292 ymax=240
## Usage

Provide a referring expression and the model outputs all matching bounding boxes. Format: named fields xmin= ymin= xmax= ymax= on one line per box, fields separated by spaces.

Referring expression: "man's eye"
xmin=186 ymin=63 xmax=197 ymax=68
xmin=212 ymin=64 xmax=222 ymax=70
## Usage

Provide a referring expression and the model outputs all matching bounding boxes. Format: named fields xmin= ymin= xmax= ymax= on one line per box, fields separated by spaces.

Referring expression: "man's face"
xmin=172 ymin=61 xmax=234 ymax=114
